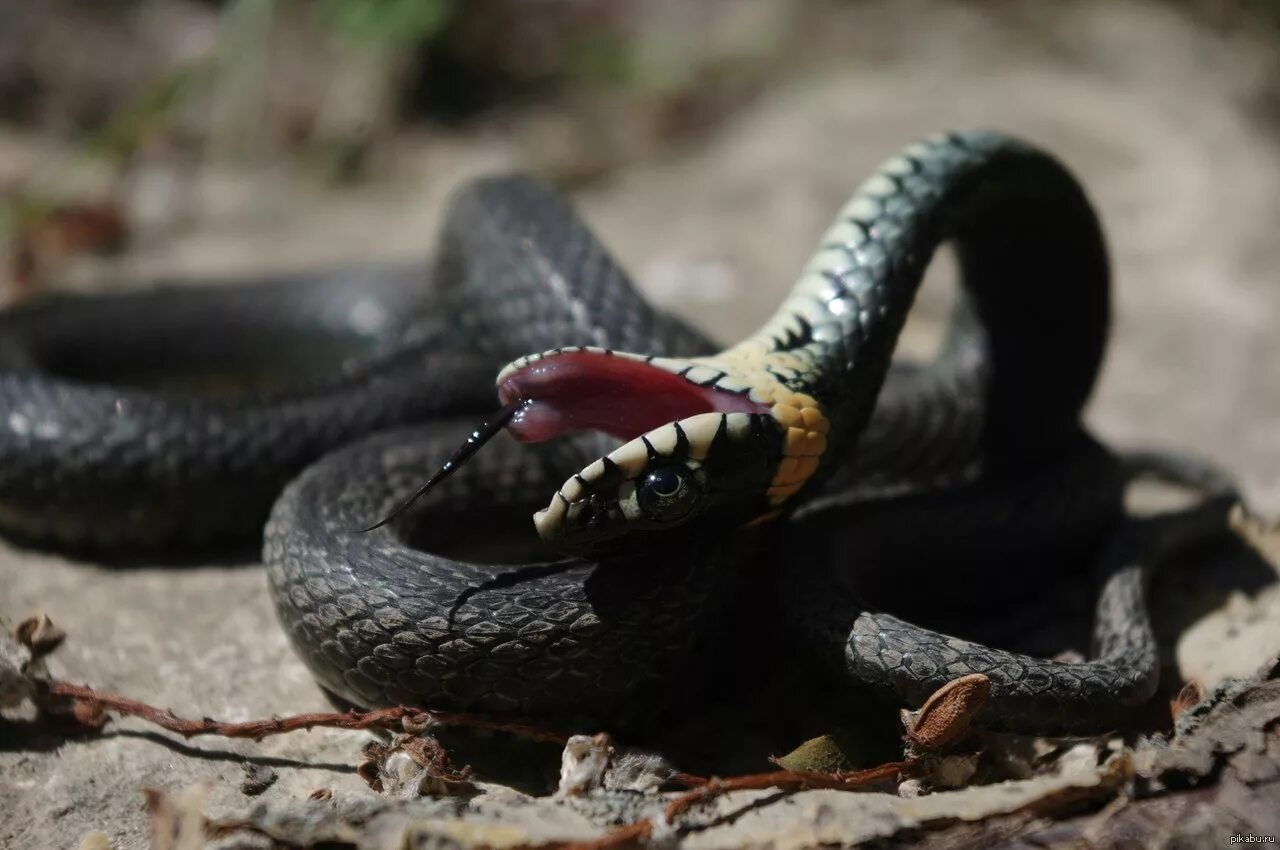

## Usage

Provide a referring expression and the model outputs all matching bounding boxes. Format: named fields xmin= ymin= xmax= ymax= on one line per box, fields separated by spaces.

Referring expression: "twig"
xmin=42 ymin=679 xmax=920 ymax=849
xmin=41 ymin=679 xmax=570 ymax=745
xmin=556 ymin=759 xmax=920 ymax=850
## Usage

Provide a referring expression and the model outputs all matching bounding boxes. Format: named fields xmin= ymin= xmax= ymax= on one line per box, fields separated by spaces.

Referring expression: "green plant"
xmin=315 ymin=0 xmax=456 ymax=49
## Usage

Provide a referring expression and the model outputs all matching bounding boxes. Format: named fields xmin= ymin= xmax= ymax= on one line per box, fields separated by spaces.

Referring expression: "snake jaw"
xmin=532 ymin=487 xmax=622 ymax=543
xmin=531 ymin=411 xmax=781 ymax=546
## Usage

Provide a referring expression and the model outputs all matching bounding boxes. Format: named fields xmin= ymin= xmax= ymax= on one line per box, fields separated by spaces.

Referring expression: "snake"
xmin=0 ymin=132 xmax=1237 ymax=735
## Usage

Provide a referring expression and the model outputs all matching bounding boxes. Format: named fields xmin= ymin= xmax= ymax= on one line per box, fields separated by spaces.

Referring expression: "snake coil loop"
xmin=0 ymin=132 xmax=1238 ymax=733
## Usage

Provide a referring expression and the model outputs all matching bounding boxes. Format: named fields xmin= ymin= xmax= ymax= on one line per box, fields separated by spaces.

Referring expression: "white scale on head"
xmin=531 ymin=412 xmax=754 ymax=535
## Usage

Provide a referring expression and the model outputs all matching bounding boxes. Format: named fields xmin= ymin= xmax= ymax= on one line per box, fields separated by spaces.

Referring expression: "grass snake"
xmin=0 ymin=132 xmax=1237 ymax=735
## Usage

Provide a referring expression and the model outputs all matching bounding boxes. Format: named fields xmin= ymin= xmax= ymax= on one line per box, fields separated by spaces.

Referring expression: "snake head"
xmin=530 ymin=412 xmax=783 ymax=549
xmin=496 ymin=347 xmax=796 ymax=550
xmin=364 ymin=345 xmax=831 ymax=545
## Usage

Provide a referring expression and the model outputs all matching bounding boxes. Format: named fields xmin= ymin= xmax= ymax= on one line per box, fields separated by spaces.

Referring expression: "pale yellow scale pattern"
xmin=709 ymin=344 xmax=831 ymax=505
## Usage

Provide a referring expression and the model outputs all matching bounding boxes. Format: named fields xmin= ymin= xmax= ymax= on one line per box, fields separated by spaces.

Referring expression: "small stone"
xmin=1055 ymin=743 xmax=1105 ymax=779
xmin=239 ymin=763 xmax=278 ymax=796
xmin=76 ymin=831 xmax=114 ymax=850
xmin=557 ymin=733 xmax=613 ymax=796
xmin=898 ymin=778 xmax=925 ymax=798
xmin=928 ymin=753 xmax=979 ymax=789
xmin=359 ymin=735 xmax=476 ymax=799
xmin=604 ymin=751 xmax=676 ymax=793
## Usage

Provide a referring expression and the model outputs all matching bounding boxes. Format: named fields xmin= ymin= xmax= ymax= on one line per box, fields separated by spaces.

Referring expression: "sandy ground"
xmin=2 ymin=1 xmax=1279 ymax=847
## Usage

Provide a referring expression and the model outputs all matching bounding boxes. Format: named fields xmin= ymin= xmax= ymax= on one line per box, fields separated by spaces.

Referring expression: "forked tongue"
xmin=358 ymin=350 xmax=758 ymax=532
xmin=357 ymin=398 xmax=526 ymax=532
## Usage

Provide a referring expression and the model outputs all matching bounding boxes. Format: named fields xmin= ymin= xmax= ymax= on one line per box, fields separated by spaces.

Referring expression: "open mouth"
xmin=360 ymin=349 xmax=769 ymax=534
xmin=496 ymin=349 xmax=766 ymax=444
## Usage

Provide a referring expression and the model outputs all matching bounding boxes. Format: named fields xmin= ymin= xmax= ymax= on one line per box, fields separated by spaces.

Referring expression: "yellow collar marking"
xmin=714 ymin=347 xmax=831 ymax=506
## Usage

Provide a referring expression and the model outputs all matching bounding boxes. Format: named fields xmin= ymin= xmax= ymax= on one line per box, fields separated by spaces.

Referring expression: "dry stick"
xmin=557 ymin=760 xmax=920 ymax=850
xmin=43 ymin=680 xmax=715 ymax=790
xmin=45 ymin=679 xmax=921 ymax=847
xmin=42 ymin=680 xmax=571 ymax=745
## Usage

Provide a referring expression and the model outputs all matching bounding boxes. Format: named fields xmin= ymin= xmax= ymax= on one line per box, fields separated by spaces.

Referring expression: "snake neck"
xmin=679 ymin=129 xmax=1111 ymax=499
xmin=664 ymin=346 xmax=832 ymax=507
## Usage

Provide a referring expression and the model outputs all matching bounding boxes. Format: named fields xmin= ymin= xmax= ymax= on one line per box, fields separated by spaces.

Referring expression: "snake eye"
xmin=636 ymin=467 xmax=701 ymax=523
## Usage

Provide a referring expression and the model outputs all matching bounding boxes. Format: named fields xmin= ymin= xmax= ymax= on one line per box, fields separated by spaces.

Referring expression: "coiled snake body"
xmin=0 ymin=132 xmax=1235 ymax=734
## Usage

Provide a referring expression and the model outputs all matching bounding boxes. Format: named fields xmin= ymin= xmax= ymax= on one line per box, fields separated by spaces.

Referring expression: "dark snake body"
xmin=0 ymin=132 xmax=1232 ymax=733
xmin=0 ymin=268 xmax=497 ymax=548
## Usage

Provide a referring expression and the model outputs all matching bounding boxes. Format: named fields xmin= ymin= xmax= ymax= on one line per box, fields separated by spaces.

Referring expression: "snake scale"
xmin=0 ymin=132 xmax=1236 ymax=734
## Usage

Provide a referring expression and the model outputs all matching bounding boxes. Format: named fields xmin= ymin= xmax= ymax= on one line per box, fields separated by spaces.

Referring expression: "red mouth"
xmin=497 ymin=351 xmax=765 ymax=443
